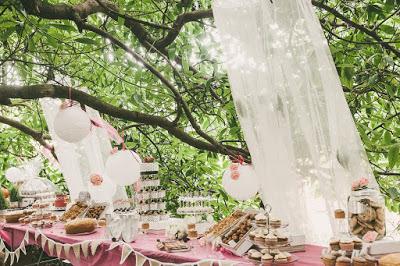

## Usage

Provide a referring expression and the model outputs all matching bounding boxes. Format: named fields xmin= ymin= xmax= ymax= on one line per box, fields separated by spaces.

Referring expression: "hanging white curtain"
xmin=213 ymin=0 xmax=376 ymax=244
xmin=40 ymin=97 xmax=128 ymax=202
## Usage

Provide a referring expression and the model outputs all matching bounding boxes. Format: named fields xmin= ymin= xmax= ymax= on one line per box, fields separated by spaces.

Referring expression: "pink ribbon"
xmin=90 ymin=117 xmax=124 ymax=144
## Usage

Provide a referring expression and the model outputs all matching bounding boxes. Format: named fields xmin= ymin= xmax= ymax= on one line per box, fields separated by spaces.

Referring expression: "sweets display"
xmin=222 ymin=215 xmax=253 ymax=245
xmin=205 ymin=210 xmax=245 ymax=237
xmin=84 ymin=204 xmax=107 ymax=219
xmin=248 ymin=248 xmax=292 ymax=264
xmin=60 ymin=201 xmax=88 ymax=222
xmin=321 ymin=252 xmax=378 ymax=266
xmin=136 ymin=159 xmax=169 ymax=222
xmin=65 ymin=218 xmax=97 ymax=234
xmin=348 ymin=188 xmax=385 ymax=240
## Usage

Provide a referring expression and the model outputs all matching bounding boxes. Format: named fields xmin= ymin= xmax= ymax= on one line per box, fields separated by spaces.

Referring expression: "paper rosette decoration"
xmin=54 ymin=105 xmax=91 ymax=143
xmin=222 ymin=163 xmax=260 ymax=201
xmin=88 ymin=173 xmax=116 ymax=203
xmin=105 ymin=150 xmax=141 ymax=186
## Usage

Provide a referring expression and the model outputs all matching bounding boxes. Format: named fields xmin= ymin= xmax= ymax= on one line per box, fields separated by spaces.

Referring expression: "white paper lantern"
xmin=88 ymin=174 xmax=116 ymax=203
xmin=54 ymin=105 xmax=91 ymax=143
xmin=105 ymin=150 xmax=141 ymax=186
xmin=222 ymin=164 xmax=260 ymax=201
xmin=5 ymin=167 xmax=25 ymax=183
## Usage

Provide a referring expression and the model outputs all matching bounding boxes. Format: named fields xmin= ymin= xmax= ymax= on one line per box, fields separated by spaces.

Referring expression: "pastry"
xmin=353 ymin=256 xmax=367 ymax=266
xmin=60 ymin=202 xmax=88 ymax=222
xmin=65 ymin=218 xmax=96 ymax=234
xmin=334 ymin=209 xmax=346 ymax=219
xmin=188 ymin=230 xmax=198 ymax=238
xmin=188 ymin=223 xmax=196 ymax=230
xmin=335 ymin=256 xmax=351 ymax=266
xmin=265 ymin=233 xmax=278 ymax=246
xmin=352 ymin=236 xmax=363 ymax=250
xmin=269 ymin=219 xmax=281 ymax=228
xmin=255 ymin=213 xmax=268 ymax=227
xmin=84 ymin=204 xmax=106 ymax=219
xmin=221 ymin=216 xmax=252 ymax=244
xmin=274 ymin=252 xmax=288 ymax=263
xmin=277 ymin=234 xmax=288 ymax=245
xmin=379 ymin=253 xmax=400 ymax=266
xmin=339 ymin=238 xmax=354 ymax=251
xmin=270 ymin=249 xmax=280 ymax=256
xmin=249 ymin=231 xmax=256 ymax=241
xmin=330 ymin=238 xmax=340 ymax=251
xmin=364 ymin=255 xmax=377 ymax=266
xmin=205 ymin=210 xmax=245 ymax=236
xmin=260 ymin=249 xmax=269 ymax=255
xmin=98 ymin=219 xmax=106 ymax=227
xmin=142 ymin=223 xmax=150 ymax=230
xmin=261 ymin=253 xmax=273 ymax=264
xmin=255 ymin=234 xmax=265 ymax=245
xmin=249 ymin=251 xmax=262 ymax=261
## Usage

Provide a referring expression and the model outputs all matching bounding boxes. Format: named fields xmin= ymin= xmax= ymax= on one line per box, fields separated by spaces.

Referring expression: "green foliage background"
xmin=0 ymin=0 xmax=399 ymax=218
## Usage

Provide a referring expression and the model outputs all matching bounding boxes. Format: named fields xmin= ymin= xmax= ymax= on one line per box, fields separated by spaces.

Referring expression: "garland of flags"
xmin=0 ymin=229 xmax=237 ymax=266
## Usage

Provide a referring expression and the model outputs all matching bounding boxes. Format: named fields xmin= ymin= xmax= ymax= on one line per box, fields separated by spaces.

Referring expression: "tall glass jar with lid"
xmin=348 ymin=187 xmax=385 ymax=240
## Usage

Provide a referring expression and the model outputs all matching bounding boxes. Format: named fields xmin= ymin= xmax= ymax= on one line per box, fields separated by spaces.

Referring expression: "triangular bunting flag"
xmin=198 ymin=261 xmax=212 ymax=266
xmin=47 ymin=240 xmax=55 ymax=256
xmin=34 ymin=230 xmax=41 ymax=241
xmin=0 ymin=239 xmax=5 ymax=252
xmin=135 ymin=253 xmax=147 ymax=266
xmin=56 ymin=243 xmax=63 ymax=258
xmin=149 ymin=260 xmax=160 ymax=266
xmin=107 ymin=241 xmax=120 ymax=251
xmin=90 ymin=240 xmax=102 ymax=256
xmin=81 ymin=241 xmax=90 ymax=258
xmin=20 ymin=242 xmax=26 ymax=255
xmin=72 ymin=244 xmax=81 ymax=260
xmin=10 ymin=252 xmax=15 ymax=266
xmin=15 ymin=249 xmax=20 ymax=263
xmin=119 ymin=244 xmax=133 ymax=264
xmin=218 ymin=261 xmax=235 ymax=266
xmin=4 ymin=250 xmax=9 ymax=264
xmin=23 ymin=230 xmax=29 ymax=243
xmin=64 ymin=244 xmax=71 ymax=256
xmin=41 ymin=235 xmax=47 ymax=249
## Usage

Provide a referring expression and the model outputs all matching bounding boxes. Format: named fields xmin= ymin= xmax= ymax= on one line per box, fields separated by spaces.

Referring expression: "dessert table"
xmin=0 ymin=222 xmax=323 ymax=265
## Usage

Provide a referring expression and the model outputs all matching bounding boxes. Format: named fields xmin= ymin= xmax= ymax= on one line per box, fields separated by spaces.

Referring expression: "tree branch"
xmin=0 ymin=114 xmax=57 ymax=159
xmin=0 ymin=84 xmax=249 ymax=158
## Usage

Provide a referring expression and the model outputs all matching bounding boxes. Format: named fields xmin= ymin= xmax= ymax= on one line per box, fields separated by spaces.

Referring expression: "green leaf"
xmin=388 ymin=145 xmax=399 ymax=168
xmin=48 ymin=23 xmax=75 ymax=32
xmin=388 ymin=187 xmax=398 ymax=200
xmin=383 ymin=131 xmax=392 ymax=145
xmin=75 ymin=37 xmax=98 ymax=45
xmin=118 ymin=16 xmax=125 ymax=26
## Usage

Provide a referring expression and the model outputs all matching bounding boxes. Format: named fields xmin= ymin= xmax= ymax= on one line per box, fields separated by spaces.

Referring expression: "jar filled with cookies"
xmin=348 ymin=178 xmax=385 ymax=241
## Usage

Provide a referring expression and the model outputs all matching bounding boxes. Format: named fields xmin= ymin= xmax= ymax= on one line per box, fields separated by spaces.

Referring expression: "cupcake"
xmin=261 ymin=253 xmax=273 ymax=265
xmin=339 ymin=238 xmax=354 ymax=252
xmin=364 ymin=255 xmax=378 ymax=266
xmin=270 ymin=249 xmax=280 ymax=256
xmin=353 ymin=256 xmax=367 ymax=266
xmin=255 ymin=213 xmax=268 ymax=227
xmin=269 ymin=218 xmax=281 ymax=228
xmin=260 ymin=249 xmax=269 ymax=255
xmin=336 ymin=256 xmax=351 ymax=266
xmin=277 ymin=234 xmax=288 ymax=245
xmin=379 ymin=253 xmax=400 ymax=266
xmin=274 ymin=252 xmax=288 ymax=263
xmin=321 ymin=254 xmax=336 ymax=266
xmin=265 ymin=233 xmax=278 ymax=246
xmin=352 ymin=236 xmax=363 ymax=250
xmin=255 ymin=234 xmax=265 ymax=245
xmin=249 ymin=251 xmax=262 ymax=261
xmin=249 ymin=231 xmax=256 ymax=241
xmin=330 ymin=238 xmax=340 ymax=251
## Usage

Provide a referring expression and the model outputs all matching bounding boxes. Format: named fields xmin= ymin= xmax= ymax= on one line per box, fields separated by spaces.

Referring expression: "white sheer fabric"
xmin=40 ymin=98 xmax=127 ymax=202
xmin=213 ymin=0 xmax=376 ymax=244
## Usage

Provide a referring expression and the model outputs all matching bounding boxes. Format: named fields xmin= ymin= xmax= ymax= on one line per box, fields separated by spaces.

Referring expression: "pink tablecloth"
xmin=0 ymin=222 xmax=323 ymax=265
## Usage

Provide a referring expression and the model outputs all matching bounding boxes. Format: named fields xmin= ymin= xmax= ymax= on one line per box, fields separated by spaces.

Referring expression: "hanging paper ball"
xmin=88 ymin=174 xmax=116 ymax=203
xmin=222 ymin=164 xmax=260 ymax=201
xmin=105 ymin=150 xmax=141 ymax=186
xmin=53 ymin=105 xmax=91 ymax=143
xmin=90 ymin=174 xmax=103 ymax=186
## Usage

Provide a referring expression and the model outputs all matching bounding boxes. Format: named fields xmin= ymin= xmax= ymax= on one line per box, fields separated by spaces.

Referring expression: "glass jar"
xmin=347 ymin=188 xmax=385 ymax=240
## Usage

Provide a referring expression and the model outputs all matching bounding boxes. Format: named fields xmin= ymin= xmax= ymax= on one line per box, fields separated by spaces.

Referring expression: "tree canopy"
xmin=0 ymin=0 xmax=399 ymax=215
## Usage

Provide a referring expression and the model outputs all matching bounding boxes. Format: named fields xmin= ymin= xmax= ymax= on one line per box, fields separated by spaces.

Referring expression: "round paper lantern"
xmin=5 ymin=167 xmax=25 ymax=183
xmin=222 ymin=164 xmax=260 ymax=201
xmin=88 ymin=174 xmax=116 ymax=203
xmin=54 ymin=105 xmax=91 ymax=143
xmin=105 ymin=150 xmax=141 ymax=186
